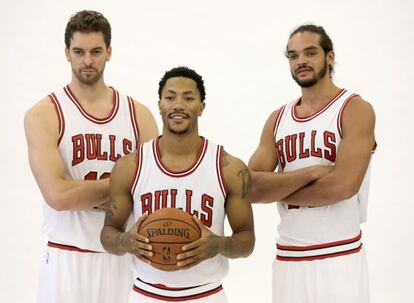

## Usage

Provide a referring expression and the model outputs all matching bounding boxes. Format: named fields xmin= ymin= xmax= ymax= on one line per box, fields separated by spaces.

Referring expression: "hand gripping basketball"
xmin=138 ymin=208 xmax=201 ymax=271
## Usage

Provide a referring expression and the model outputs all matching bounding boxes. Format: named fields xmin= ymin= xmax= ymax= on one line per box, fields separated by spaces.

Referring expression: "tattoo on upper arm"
xmin=221 ymin=151 xmax=230 ymax=167
xmin=237 ymin=167 xmax=252 ymax=198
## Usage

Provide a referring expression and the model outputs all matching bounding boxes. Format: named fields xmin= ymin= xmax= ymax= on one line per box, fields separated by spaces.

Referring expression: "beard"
xmin=291 ymin=59 xmax=328 ymax=88
xmin=73 ymin=66 xmax=104 ymax=85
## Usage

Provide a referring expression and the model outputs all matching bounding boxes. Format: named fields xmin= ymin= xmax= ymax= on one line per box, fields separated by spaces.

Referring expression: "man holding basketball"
xmin=248 ymin=24 xmax=376 ymax=302
xmin=101 ymin=66 xmax=255 ymax=302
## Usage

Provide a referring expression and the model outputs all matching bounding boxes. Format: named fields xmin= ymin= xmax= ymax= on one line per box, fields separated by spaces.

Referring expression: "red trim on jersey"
xmin=276 ymin=244 xmax=362 ymax=262
xmin=127 ymin=97 xmax=140 ymax=149
xmin=49 ymin=93 xmax=65 ymax=145
xmin=337 ymin=94 xmax=377 ymax=153
xmin=131 ymin=144 xmax=144 ymax=195
xmin=292 ymin=89 xmax=346 ymax=122
xmin=132 ymin=284 xmax=223 ymax=302
xmin=63 ymin=85 xmax=119 ymax=124
xmin=273 ymin=105 xmax=286 ymax=137
xmin=47 ymin=241 xmax=100 ymax=253
xmin=153 ymin=136 xmax=208 ymax=178
xmin=216 ymin=146 xmax=228 ymax=199
xmin=277 ymin=231 xmax=361 ymax=251
xmin=337 ymin=93 xmax=358 ymax=138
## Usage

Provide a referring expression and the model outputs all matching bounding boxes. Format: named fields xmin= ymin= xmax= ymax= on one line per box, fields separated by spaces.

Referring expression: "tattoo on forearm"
xmin=104 ymin=198 xmax=118 ymax=224
xmin=237 ymin=167 xmax=252 ymax=198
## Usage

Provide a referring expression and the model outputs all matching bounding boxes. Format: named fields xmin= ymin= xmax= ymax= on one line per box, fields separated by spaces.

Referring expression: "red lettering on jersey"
xmin=201 ymin=194 xmax=214 ymax=227
xmin=275 ymin=139 xmax=286 ymax=169
xmin=72 ymin=134 xmax=84 ymax=166
xmin=170 ymin=189 xmax=177 ymax=208
xmin=109 ymin=135 xmax=121 ymax=161
xmin=141 ymin=193 xmax=152 ymax=214
xmin=298 ymin=132 xmax=310 ymax=158
xmin=324 ymin=131 xmax=336 ymax=162
xmin=285 ymin=134 xmax=297 ymax=163
xmin=154 ymin=190 xmax=169 ymax=210
xmin=96 ymin=134 xmax=108 ymax=160
xmin=310 ymin=130 xmax=322 ymax=158
xmin=85 ymin=134 xmax=97 ymax=160
xmin=185 ymin=190 xmax=198 ymax=216
xmin=123 ymin=139 xmax=133 ymax=155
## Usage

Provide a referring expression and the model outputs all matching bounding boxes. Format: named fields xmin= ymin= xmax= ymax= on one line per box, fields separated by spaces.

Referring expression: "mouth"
xmin=168 ymin=112 xmax=190 ymax=120
xmin=295 ymin=67 xmax=313 ymax=75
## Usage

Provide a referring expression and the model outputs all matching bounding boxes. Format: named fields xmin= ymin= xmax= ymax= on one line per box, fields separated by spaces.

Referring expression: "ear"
xmin=327 ymin=50 xmax=335 ymax=66
xmin=65 ymin=47 xmax=70 ymax=62
xmin=106 ymin=46 xmax=112 ymax=62
xmin=198 ymin=102 xmax=206 ymax=116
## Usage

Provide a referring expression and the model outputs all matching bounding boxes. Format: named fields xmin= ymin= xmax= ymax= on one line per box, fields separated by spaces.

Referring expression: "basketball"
xmin=138 ymin=208 xmax=201 ymax=271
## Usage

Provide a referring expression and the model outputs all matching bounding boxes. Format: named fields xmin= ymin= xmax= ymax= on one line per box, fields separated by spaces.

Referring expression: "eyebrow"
xmin=165 ymin=90 xmax=194 ymax=94
xmin=287 ymin=46 xmax=319 ymax=53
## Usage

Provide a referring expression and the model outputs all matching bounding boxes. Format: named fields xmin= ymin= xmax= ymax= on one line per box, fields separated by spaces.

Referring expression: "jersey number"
xmin=84 ymin=171 xmax=111 ymax=180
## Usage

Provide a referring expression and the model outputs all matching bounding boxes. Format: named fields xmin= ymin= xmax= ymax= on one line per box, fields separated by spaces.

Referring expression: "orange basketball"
xmin=138 ymin=208 xmax=201 ymax=271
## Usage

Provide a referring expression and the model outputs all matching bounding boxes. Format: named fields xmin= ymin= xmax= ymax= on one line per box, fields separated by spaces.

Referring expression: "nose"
xmin=296 ymin=52 xmax=308 ymax=67
xmin=83 ymin=52 xmax=93 ymax=66
xmin=172 ymin=96 xmax=186 ymax=110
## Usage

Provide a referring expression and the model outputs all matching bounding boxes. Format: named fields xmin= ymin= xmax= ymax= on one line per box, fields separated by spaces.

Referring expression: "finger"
xmin=192 ymin=215 xmax=205 ymax=232
xmin=177 ymin=248 xmax=197 ymax=261
xmin=181 ymin=240 xmax=201 ymax=251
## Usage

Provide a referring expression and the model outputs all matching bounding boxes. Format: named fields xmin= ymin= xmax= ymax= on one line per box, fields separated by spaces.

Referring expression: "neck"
xmin=68 ymin=78 xmax=109 ymax=104
xmin=300 ymin=76 xmax=340 ymax=106
xmin=159 ymin=129 xmax=202 ymax=157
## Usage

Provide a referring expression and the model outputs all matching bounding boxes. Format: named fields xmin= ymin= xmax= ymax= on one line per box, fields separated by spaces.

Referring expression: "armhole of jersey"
xmin=216 ymin=145 xmax=228 ymax=200
xmin=49 ymin=93 xmax=65 ymax=145
xmin=130 ymin=144 xmax=144 ymax=196
xmin=273 ymin=105 xmax=286 ymax=138
xmin=127 ymin=97 xmax=140 ymax=149
xmin=337 ymin=94 xmax=377 ymax=153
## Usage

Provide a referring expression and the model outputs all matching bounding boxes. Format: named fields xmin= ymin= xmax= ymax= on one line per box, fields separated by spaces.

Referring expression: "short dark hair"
xmin=287 ymin=24 xmax=334 ymax=75
xmin=64 ymin=10 xmax=111 ymax=48
xmin=158 ymin=66 xmax=206 ymax=101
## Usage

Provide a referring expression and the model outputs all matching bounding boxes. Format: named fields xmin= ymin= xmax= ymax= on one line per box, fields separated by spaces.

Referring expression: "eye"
xmin=164 ymin=96 xmax=174 ymax=101
xmin=306 ymin=50 xmax=317 ymax=57
xmin=73 ymin=49 xmax=83 ymax=55
xmin=92 ymin=49 xmax=103 ymax=56
xmin=185 ymin=97 xmax=194 ymax=102
xmin=288 ymin=53 xmax=298 ymax=60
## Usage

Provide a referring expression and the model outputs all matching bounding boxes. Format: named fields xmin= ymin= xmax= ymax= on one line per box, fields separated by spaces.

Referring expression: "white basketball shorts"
xmin=37 ymin=242 xmax=134 ymax=303
xmin=128 ymin=278 xmax=228 ymax=303
xmin=272 ymin=247 xmax=369 ymax=303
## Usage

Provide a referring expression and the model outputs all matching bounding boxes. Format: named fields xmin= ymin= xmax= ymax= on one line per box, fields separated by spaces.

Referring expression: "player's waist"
xmin=276 ymin=231 xmax=362 ymax=262
xmin=133 ymin=277 xmax=223 ymax=301
xmin=47 ymin=241 xmax=104 ymax=253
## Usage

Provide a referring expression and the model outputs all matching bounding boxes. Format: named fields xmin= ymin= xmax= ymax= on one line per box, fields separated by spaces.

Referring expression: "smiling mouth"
xmin=168 ymin=113 xmax=190 ymax=119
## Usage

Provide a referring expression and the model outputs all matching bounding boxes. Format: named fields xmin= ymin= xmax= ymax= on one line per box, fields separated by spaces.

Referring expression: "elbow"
xmin=43 ymin=191 xmax=71 ymax=211
xmin=241 ymin=233 xmax=256 ymax=258
xmin=335 ymin=182 xmax=360 ymax=201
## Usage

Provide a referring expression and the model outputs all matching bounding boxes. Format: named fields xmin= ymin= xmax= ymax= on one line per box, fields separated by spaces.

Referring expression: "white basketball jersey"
xmin=42 ymin=85 xmax=139 ymax=252
xmin=131 ymin=137 xmax=229 ymax=287
xmin=274 ymin=89 xmax=375 ymax=247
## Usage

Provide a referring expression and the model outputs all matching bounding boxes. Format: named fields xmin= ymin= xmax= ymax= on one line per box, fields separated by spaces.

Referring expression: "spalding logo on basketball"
xmin=138 ymin=208 xmax=201 ymax=271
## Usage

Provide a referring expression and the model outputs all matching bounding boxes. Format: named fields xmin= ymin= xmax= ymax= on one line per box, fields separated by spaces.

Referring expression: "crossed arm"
xmin=248 ymin=97 xmax=376 ymax=207
xmin=24 ymin=97 xmax=158 ymax=211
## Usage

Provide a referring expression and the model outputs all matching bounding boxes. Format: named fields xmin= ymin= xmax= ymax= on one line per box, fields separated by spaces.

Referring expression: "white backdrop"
xmin=1 ymin=0 xmax=413 ymax=302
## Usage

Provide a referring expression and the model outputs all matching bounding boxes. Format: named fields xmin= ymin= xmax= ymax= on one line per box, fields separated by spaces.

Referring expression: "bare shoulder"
xmin=221 ymin=149 xmax=250 ymax=197
xmin=111 ymin=150 xmax=139 ymax=188
xmin=24 ymin=96 xmax=59 ymax=138
xmin=131 ymin=99 xmax=159 ymax=143
xmin=342 ymin=95 xmax=375 ymax=127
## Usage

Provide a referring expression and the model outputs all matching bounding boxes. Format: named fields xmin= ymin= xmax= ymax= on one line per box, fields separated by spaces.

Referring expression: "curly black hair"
xmin=158 ymin=66 xmax=206 ymax=102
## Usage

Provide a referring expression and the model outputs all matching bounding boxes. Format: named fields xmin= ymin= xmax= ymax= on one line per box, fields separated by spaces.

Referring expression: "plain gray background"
xmin=1 ymin=0 xmax=413 ymax=302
